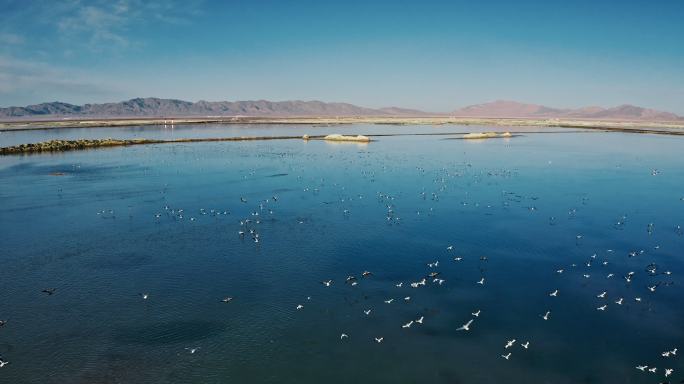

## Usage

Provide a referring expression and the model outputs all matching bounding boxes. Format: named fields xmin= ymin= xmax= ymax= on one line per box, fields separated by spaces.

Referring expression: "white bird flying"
xmin=457 ymin=319 xmax=474 ymax=331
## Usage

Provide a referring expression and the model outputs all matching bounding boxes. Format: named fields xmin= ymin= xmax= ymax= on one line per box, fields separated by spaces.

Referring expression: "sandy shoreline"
xmin=1 ymin=116 xmax=684 ymax=133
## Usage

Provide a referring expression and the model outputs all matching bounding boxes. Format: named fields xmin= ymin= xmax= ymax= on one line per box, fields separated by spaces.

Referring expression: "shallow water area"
xmin=0 ymin=123 xmax=571 ymax=147
xmin=0 ymin=124 xmax=682 ymax=383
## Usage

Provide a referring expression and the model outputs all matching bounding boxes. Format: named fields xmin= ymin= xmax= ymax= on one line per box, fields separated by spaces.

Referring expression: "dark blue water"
xmin=0 ymin=126 xmax=682 ymax=383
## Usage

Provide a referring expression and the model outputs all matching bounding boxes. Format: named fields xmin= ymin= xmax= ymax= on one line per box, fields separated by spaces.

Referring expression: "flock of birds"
xmin=237 ymin=164 xmax=678 ymax=382
xmin=112 ymin=162 xmax=680 ymax=381
xmin=127 ymin=163 xmax=682 ymax=381
xmin=2 ymin=146 xmax=682 ymax=383
xmin=290 ymin=239 xmax=679 ymax=378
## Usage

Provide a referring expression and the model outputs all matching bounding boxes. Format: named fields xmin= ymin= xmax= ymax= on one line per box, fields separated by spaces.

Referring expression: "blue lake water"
xmin=0 ymin=123 xmax=571 ymax=147
xmin=0 ymin=125 xmax=682 ymax=383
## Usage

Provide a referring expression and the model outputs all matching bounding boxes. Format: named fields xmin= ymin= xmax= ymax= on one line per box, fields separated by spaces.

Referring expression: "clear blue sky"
xmin=1 ymin=0 xmax=683 ymax=113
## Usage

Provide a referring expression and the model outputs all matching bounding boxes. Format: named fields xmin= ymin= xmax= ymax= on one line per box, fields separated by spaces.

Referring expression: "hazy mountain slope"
xmin=0 ymin=98 xmax=430 ymax=118
xmin=453 ymin=100 xmax=682 ymax=121
xmin=2 ymin=98 xmax=680 ymax=121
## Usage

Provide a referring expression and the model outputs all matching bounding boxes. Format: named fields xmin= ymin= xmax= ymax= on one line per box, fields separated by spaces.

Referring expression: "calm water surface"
xmin=0 ymin=125 xmax=682 ymax=383
xmin=0 ymin=123 xmax=571 ymax=147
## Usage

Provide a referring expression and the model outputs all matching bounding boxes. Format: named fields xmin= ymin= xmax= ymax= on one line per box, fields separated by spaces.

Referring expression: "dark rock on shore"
xmin=0 ymin=139 xmax=158 ymax=155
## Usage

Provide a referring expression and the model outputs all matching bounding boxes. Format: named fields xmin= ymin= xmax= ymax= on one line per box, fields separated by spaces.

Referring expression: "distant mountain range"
xmin=0 ymin=98 xmax=428 ymax=119
xmin=452 ymin=100 xmax=682 ymax=121
xmin=0 ymin=98 xmax=681 ymax=121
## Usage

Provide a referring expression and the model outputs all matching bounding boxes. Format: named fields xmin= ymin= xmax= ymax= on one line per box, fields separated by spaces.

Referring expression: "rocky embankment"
xmin=0 ymin=135 xmax=328 ymax=155
xmin=0 ymin=138 xmax=163 ymax=155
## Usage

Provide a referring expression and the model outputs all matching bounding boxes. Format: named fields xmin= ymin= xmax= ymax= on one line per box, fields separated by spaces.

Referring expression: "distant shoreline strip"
xmin=2 ymin=116 xmax=684 ymax=132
